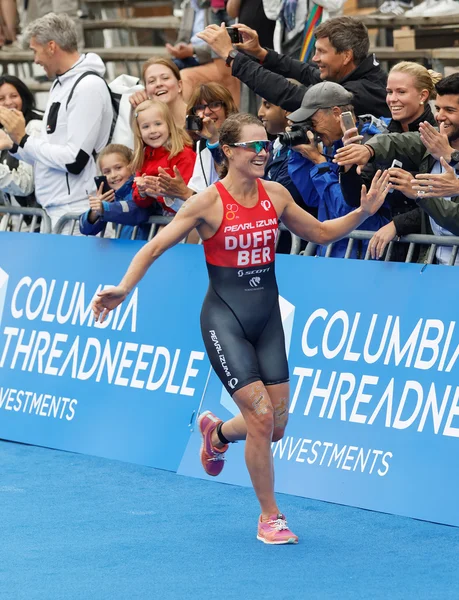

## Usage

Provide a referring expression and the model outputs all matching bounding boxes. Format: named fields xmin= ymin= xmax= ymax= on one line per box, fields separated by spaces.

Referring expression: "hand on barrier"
xmin=157 ymin=166 xmax=192 ymax=200
xmin=360 ymin=169 xmax=392 ymax=217
xmin=129 ymin=89 xmax=149 ymax=109
xmin=0 ymin=106 xmax=26 ymax=144
xmin=368 ymin=221 xmax=397 ymax=260
xmin=0 ymin=128 xmax=13 ymax=150
xmin=412 ymin=157 xmax=459 ymax=198
xmin=419 ymin=121 xmax=454 ymax=162
xmin=93 ymin=286 xmax=128 ymax=324
xmin=333 ymin=143 xmax=372 ymax=174
xmin=388 ymin=167 xmax=418 ymax=200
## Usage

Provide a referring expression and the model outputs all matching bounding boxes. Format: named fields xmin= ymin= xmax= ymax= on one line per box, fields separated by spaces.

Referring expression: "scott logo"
xmin=249 ymin=277 xmax=261 ymax=288
xmin=228 ymin=378 xmax=238 ymax=389
xmin=261 ymin=200 xmax=271 ymax=211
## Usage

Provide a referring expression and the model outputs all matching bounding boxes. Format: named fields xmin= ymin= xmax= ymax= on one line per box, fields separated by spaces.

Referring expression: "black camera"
xmin=278 ymin=125 xmax=311 ymax=147
xmin=185 ymin=114 xmax=203 ymax=132
xmin=226 ymin=27 xmax=243 ymax=44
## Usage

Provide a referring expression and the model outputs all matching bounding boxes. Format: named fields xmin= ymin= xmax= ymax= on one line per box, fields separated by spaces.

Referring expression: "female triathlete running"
xmin=92 ymin=113 xmax=390 ymax=545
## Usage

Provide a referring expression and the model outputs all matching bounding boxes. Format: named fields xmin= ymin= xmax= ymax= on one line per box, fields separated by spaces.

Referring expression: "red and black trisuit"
xmin=201 ymin=179 xmax=289 ymax=395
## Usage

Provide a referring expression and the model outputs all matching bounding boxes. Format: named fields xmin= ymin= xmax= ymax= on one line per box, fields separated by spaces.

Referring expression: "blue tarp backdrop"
xmin=1 ymin=232 xmax=458 ymax=526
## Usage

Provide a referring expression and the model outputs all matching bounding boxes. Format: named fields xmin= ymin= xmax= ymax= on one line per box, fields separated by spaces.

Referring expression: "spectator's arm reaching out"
xmin=4 ymin=80 xmax=111 ymax=174
xmin=197 ymin=23 xmax=307 ymax=112
xmin=278 ymin=170 xmax=391 ymax=244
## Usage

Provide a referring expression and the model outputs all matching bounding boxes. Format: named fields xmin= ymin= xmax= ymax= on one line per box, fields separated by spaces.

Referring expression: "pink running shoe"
xmin=257 ymin=514 xmax=299 ymax=545
xmin=198 ymin=410 xmax=228 ymax=477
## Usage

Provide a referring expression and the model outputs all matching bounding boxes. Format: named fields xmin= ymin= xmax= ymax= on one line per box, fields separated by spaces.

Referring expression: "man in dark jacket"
xmin=198 ymin=17 xmax=390 ymax=118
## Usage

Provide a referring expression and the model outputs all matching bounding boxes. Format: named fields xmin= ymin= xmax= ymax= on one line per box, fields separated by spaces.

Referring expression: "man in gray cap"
xmin=288 ymin=82 xmax=353 ymax=124
xmin=285 ymin=81 xmax=389 ymax=257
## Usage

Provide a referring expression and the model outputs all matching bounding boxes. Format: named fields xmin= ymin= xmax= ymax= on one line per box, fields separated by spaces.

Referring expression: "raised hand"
xmin=0 ymin=107 xmax=26 ymax=144
xmin=419 ymin=121 xmax=454 ymax=162
xmin=388 ymin=167 xmax=417 ymax=199
xmin=197 ymin=23 xmax=234 ymax=60
xmin=200 ymin=116 xmax=219 ymax=142
xmin=157 ymin=166 xmax=192 ymax=199
xmin=360 ymin=169 xmax=391 ymax=216
xmin=135 ymin=175 xmax=148 ymax=197
xmin=166 ymin=42 xmax=193 ymax=59
xmin=412 ymin=157 xmax=459 ymax=198
xmin=0 ymin=128 xmax=13 ymax=150
xmin=89 ymin=195 xmax=104 ymax=215
xmin=230 ymin=23 xmax=267 ymax=61
xmin=292 ymin=130 xmax=325 ymax=164
xmin=341 ymin=126 xmax=363 ymax=146
xmin=93 ymin=286 xmax=128 ymax=323
xmin=129 ymin=89 xmax=149 ymax=109
xmin=143 ymin=174 xmax=161 ymax=197
xmin=334 ymin=143 xmax=373 ymax=174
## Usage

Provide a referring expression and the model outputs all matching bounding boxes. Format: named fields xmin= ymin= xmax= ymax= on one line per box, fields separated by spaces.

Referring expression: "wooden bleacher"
xmin=2 ymin=3 xmax=459 ymax=101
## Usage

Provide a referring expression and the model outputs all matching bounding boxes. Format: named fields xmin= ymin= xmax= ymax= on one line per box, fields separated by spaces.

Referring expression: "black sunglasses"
xmin=192 ymin=101 xmax=224 ymax=115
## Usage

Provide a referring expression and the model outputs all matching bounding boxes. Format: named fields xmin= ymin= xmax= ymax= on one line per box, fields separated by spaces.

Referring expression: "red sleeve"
xmin=132 ymin=179 xmax=157 ymax=207
xmin=171 ymin=147 xmax=197 ymax=185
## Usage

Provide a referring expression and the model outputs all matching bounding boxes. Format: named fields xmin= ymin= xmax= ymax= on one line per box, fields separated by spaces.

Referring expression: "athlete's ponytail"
xmin=218 ymin=112 xmax=265 ymax=178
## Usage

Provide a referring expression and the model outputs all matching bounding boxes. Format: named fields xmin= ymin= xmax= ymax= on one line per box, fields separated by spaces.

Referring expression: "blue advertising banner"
xmin=0 ymin=232 xmax=210 ymax=471
xmin=1 ymin=232 xmax=459 ymax=526
xmin=178 ymin=256 xmax=459 ymax=527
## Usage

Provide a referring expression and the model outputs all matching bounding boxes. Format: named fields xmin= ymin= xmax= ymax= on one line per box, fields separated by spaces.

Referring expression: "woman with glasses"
xmin=155 ymin=82 xmax=238 ymax=201
xmin=92 ymin=112 xmax=390 ymax=545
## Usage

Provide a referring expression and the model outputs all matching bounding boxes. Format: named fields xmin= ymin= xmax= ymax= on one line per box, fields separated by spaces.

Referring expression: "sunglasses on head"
xmin=227 ymin=140 xmax=271 ymax=154
xmin=192 ymin=101 xmax=224 ymax=115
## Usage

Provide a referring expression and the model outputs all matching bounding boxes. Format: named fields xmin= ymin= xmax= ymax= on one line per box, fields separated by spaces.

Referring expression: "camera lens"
xmin=278 ymin=126 xmax=309 ymax=147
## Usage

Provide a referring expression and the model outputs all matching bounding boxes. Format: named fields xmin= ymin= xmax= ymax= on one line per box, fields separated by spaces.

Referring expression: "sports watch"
xmin=449 ymin=150 xmax=459 ymax=169
xmin=225 ymin=49 xmax=238 ymax=67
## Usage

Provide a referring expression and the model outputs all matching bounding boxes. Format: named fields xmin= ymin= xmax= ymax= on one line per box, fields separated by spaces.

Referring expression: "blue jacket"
xmin=288 ymin=149 xmax=389 ymax=258
xmin=264 ymin=143 xmax=305 ymax=209
xmin=79 ymin=177 xmax=153 ymax=240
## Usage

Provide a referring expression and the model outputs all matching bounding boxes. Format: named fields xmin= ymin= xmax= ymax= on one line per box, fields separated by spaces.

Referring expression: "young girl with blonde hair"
xmin=132 ymin=99 xmax=196 ymax=213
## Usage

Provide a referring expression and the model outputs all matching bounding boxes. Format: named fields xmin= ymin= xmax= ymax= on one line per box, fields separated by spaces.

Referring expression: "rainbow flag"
xmin=300 ymin=4 xmax=324 ymax=62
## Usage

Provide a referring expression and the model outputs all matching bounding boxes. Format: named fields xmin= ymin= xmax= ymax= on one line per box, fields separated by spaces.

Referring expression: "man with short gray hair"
xmin=0 ymin=13 xmax=113 ymax=230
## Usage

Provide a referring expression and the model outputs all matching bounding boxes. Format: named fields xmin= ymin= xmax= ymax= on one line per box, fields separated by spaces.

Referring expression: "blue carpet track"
xmin=0 ymin=440 xmax=458 ymax=600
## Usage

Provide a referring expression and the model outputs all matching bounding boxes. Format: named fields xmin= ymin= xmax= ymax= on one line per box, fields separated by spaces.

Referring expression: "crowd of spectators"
xmin=2 ymin=3 xmax=459 ymax=265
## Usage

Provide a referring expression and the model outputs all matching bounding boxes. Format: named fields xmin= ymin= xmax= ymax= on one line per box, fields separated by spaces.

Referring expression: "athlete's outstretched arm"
xmin=279 ymin=170 xmax=391 ymax=245
xmin=92 ymin=194 xmax=207 ymax=323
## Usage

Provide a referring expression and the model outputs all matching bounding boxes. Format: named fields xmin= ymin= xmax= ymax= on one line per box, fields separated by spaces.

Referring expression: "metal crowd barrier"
xmin=53 ymin=213 xmax=185 ymax=241
xmin=53 ymin=213 xmax=302 ymax=253
xmin=0 ymin=205 xmax=52 ymax=234
xmin=303 ymin=230 xmax=459 ymax=266
xmin=5 ymin=206 xmax=459 ymax=266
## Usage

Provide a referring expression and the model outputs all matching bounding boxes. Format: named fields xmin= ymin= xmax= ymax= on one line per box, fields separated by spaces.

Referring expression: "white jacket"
xmin=187 ymin=144 xmax=219 ymax=193
xmin=12 ymin=53 xmax=113 ymax=211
